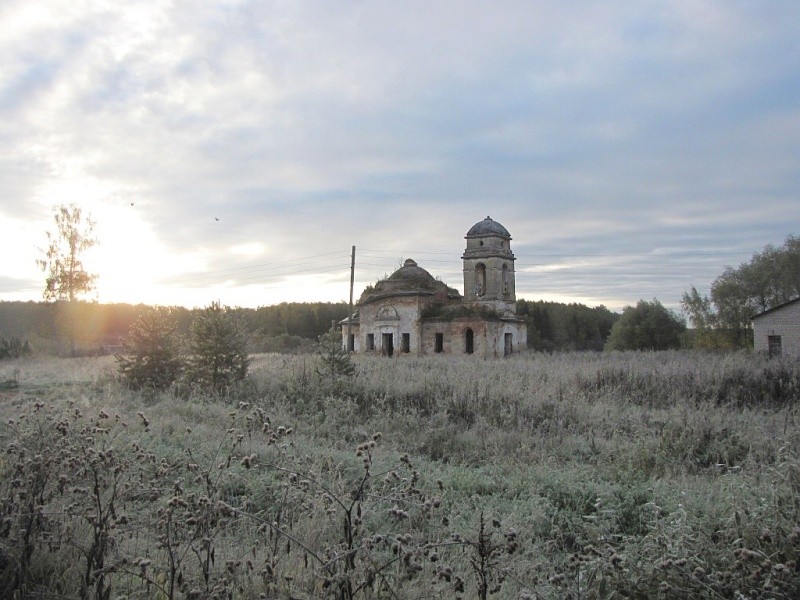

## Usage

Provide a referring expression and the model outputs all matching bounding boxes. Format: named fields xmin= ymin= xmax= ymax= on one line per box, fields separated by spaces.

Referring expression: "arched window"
xmin=465 ymin=328 xmax=474 ymax=354
xmin=502 ymin=263 xmax=509 ymax=296
xmin=475 ymin=264 xmax=486 ymax=297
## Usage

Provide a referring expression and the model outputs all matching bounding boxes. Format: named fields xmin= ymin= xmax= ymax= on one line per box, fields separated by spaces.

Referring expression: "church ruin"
xmin=341 ymin=216 xmax=527 ymax=357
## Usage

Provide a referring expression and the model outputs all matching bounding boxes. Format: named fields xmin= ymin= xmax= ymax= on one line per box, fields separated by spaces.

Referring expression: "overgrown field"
xmin=1 ymin=351 xmax=799 ymax=599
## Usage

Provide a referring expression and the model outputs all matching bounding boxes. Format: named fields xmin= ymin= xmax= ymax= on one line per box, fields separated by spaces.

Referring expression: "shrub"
xmin=605 ymin=299 xmax=686 ymax=351
xmin=116 ymin=307 xmax=183 ymax=390
xmin=184 ymin=302 xmax=250 ymax=395
xmin=0 ymin=336 xmax=31 ymax=360
xmin=254 ymin=332 xmax=314 ymax=354
xmin=315 ymin=328 xmax=355 ymax=384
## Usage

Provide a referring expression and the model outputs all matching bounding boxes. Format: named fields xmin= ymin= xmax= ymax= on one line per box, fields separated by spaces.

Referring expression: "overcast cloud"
xmin=1 ymin=1 xmax=798 ymax=311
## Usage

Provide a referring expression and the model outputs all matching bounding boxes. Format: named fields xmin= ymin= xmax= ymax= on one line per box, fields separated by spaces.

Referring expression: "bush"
xmin=315 ymin=328 xmax=355 ymax=384
xmin=252 ymin=332 xmax=314 ymax=354
xmin=184 ymin=302 xmax=250 ymax=395
xmin=0 ymin=336 xmax=31 ymax=360
xmin=605 ymin=299 xmax=685 ymax=351
xmin=116 ymin=307 xmax=183 ymax=390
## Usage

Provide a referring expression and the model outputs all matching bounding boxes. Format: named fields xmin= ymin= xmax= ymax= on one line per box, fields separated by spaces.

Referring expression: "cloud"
xmin=1 ymin=1 xmax=799 ymax=311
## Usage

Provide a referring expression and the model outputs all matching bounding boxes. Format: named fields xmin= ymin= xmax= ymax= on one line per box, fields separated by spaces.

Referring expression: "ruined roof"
xmin=466 ymin=216 xmax=511 ymax=239
xmin=358 ymin=259 xmax=461 ymax=305
xmin=386 ymin=259 xmax=438 ymax=286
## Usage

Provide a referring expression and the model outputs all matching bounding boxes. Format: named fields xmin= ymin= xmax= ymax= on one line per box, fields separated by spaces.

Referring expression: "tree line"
xmin=0 ymin=300 xmax=352 ymax=355
xmin=518 ymin=300 xmax=619 ymax=351
xmin=0 ymin=299 xmax=625 ymax=354
xmin=682 ymin=235 xmax=800 ymax=349
xmin=521 ymin=234 xmax=800 ymax=352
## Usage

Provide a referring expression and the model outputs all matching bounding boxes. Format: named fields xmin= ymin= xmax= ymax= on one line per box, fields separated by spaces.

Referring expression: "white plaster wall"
xmin=359 ymin=298 xmax=422 ymax=356
xmin=340 ymin=323 xmax=360 ymax=352
xmin=753 ymin=301 xmax=800 ymax=356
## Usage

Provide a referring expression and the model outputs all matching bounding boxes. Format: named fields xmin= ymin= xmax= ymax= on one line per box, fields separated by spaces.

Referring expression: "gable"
xmin=752 ymin=297 xmax=800 ymax=321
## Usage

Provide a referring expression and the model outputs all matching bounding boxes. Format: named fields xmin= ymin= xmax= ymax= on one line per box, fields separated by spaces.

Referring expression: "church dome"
xmin=386 ymin=258 xmax=437 ymax=286
xmin=358 ymin=258 xmax=461 ymax=304
xmin=466 ymin=216 xmax=511 ymax=239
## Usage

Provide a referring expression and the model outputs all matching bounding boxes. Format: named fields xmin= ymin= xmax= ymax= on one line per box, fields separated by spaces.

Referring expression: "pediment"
xmin=375 ymin=305 xmax=400 ymax=321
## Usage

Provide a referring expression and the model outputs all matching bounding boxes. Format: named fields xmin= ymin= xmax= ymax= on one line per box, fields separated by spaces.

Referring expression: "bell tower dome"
xmin=462 ymin=216 xmax=517 ymax=313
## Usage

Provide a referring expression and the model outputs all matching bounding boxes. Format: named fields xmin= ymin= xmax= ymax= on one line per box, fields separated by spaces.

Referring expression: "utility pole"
xmin=347 ymin=245 xmax=355 ymax=351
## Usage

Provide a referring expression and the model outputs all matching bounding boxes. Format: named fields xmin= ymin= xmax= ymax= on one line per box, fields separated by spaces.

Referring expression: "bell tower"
xmin=462 ymin=216 xmax=517 ymax=313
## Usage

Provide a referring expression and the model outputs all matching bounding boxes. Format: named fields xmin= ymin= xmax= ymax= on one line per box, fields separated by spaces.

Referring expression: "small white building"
xmin=751 ymin=298 xmax=800 ymax=357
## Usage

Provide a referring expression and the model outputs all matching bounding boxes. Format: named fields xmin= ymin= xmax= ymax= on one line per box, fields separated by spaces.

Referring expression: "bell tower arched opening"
xmin=475 ymin=263 xmax=486 ymax=297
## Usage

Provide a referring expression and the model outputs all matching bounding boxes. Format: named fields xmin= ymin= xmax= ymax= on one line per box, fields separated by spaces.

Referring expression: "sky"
xmin=1 ymin=1 xmax=798 ymax=313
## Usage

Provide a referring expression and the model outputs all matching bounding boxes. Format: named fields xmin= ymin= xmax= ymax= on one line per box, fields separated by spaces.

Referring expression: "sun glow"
xmin=22 ymin=153 xmax=211 ymax=306
xmin=84 ymin=204 xmax=204 ymax=305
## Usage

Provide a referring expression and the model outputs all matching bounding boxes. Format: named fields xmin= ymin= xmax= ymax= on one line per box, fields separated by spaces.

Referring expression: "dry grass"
xmin=1 ymin=350 xmax=799 ymax=599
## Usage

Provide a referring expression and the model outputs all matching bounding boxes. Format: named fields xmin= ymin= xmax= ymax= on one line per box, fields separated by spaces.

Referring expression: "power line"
xmin=360 ymin=247 xmax=754 ymax=259
xmin=141 ymin=243 xmax=739 ymax=293
xmin=159 ymin=263 xmax=351 ymax=287
xmin=158 ymin=251 xmax=350 ymax=285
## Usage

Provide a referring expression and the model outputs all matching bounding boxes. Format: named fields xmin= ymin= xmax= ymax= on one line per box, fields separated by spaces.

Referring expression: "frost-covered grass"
xmin=1 ymin=350 xmax=799 ymax=599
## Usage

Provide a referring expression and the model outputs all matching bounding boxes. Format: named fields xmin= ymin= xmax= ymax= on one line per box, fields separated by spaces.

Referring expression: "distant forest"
xmin=0 ymin=301 xmax=351 ymax=355
xmin=0 ymin=299 xmax=619 ymax=354
xmin=517 ymin=299 xmax=619 ymax=351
